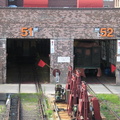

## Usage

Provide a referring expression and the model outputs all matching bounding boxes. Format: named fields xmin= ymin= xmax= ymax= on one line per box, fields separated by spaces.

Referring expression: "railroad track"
xmin=82 ymin=75 xmax=116 ymax=94
xmin=32 ymin=65 xmax=47 ymax=120
xmin=83 ymin=76 xmax=120 ymax=120
xmin=8 ymin=63 xmax=47 ymax=120
xmin=97 ymin=76 xmax=115 ymax=94
xmin=8 ymin=64 xmax=22 ymax=120
xmin=9 ymin=95 xmax=20 ymax=120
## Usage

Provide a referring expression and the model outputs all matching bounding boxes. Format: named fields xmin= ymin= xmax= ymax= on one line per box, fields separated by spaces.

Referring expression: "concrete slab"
xmin=20 ymin=84 xmax=36 ymax=93
xmin=88 ymin=84 xmax=120 ymax=94
xmin=105 ymin=84 xmax=120 ymax=94
xmin=0 ymin=84 xmax=119 ymax=95
xmin=0 ymin=84 xmax=19 ymax=93
xmin=0 ymin=84 xmax=37 ymax=93
xmin=41 ymin=84 xmax=66 ymax=96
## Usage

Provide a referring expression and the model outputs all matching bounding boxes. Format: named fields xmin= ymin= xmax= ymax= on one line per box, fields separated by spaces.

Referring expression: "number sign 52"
xmin=100 ymin=28 xmax=114 ymax=37
xmin=21 ymin=27 xmax=33 ymax=37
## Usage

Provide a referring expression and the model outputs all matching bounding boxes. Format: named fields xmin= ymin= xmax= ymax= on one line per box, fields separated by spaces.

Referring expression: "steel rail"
xmin=86 ymin=79 xmax=120 ymax=120
xmin=17 ymin=97 xmax=20 ymax=120
xmin=18 ymin=64 xmax=22 ymax=120
xmin=17 ymin=63 xmax=45 ymax=120
xmin=18 ymin=65 xmax=21 ymax=94
xmin=53 ymin=101 xmax=61 ymax=120
xmin=8 ymin=64 xmax=22 ymax=120
xmin=96 ymin=77 xmax=120 ymax=120
xmin=8 ymin=95 xmax=20 ymax=120
xmin=32 ymin=65 xmax=47 ymax=120
xmin=96 ymin=77 xmax=114 ymax=94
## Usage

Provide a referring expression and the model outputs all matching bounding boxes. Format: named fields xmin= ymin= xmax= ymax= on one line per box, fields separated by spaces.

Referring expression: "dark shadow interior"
xmin=7 ymin=38 xmax=50 ymax=83
xmin=74 ymin=39 xmax=116 ymax=80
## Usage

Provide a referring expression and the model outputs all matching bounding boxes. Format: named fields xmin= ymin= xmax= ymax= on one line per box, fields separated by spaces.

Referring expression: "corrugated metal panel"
xmin=109 ymin=40 xmax=116 ymax=65
xmin=77 ymin=0 xmax=103 ymax=8
xmin=24 ymin=0 xmax=48 ymax=7
xmin=48 ymin=0 xmax=77 ymax=7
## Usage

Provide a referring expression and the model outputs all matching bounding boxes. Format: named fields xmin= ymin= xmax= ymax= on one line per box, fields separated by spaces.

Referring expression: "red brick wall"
xmin=0 ymin=0 xmax=7 ymax=6
xmin=0 ymin=8 xmax=119 ymax=39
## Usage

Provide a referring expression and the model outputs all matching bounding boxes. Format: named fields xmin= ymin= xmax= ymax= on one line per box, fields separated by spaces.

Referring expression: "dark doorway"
xmin=74 ymin=39 xmax=116 ymax=79
xmin=6 ymin=38 xmax=50 ymax=83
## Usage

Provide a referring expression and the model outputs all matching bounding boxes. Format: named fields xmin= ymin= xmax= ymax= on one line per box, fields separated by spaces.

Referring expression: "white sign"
xmin=50 ymin=40 xmax=54 ymax=53
xmin=117 ymin=40 xmax=120 ymax=53
xmin=2 ymin=44 xmax=5 ymax=48
xmin=58 ymin=57 xmax=70 ymax=63
xmin=117 ymin=40 xmax=120 ymax=62
xmin=94 ymin=27 xmax=100 ymax=32
xmin=117 ymin=57 xmax=120 ymax=62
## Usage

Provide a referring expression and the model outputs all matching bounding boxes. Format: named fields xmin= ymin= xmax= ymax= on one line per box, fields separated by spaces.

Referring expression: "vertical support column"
xmin=118 ymin=0 xmax=120 ymax=7
xmin=115 ymin=67 xmax=120 ymax=85
xmin=116 ymin=39 xmax=120 ymax=85
xmin=50 ymin=38 xmax=74 ymax=84
xmin=114 ymin=0 xmax=116 ymax=7
xmin=105 ymin=40 xmax=109 ymax=67
xmin=115 ymin=0 xmax=120 ymax=8
xmin=0 ymin=38 xmax=6 ymax=84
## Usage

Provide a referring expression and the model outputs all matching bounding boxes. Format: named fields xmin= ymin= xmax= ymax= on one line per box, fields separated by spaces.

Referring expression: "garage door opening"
xmin=7 ymin=38 xmax=50 ymax=83
xmin=74 ymin=39 xmax=116 ymax=83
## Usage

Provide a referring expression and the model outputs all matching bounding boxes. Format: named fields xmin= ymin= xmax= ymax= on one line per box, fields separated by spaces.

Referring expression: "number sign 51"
xmin=100 ymin=28 xmax=114 ymax=37
xmin=21 ymin=27 xmax=33 ymax=37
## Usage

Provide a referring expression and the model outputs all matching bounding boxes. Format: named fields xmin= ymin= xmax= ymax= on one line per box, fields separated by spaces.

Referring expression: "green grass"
xmin=100 ymin=104 xmax=116 ymax=120
xmin=97 ymin=94 xmax=120 ymax=104
xmin=20 ymin=93 xmax=40 ymax=112
xmin=0 ymin=105 xmax=6 ymax=113
xmin=45 ymin=97 xmax=50 ymax=108
xmin=20 ymin=93 xmax=39 ymax=102
xmin=11 ymin=93 xmax=53 ymax=119
xmin=44 ymin=97 xmax=53 ymax=118
xmin=96 ymin=94 xmax=120 ymax=119
xmin=46 ymin=109 xmax=53 ymax=117
xmin=11 ymin=93 xmax=39 ymax=103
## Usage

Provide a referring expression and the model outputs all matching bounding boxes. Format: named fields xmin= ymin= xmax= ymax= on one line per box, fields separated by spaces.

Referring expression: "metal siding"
xmin=103 ymin=1 xmax=114 ymax=8
xmin=109 ymin=40 xmax=116 ymax=65
xmin=0 ymin=0 xmax=7 ymax=6
xmin=77 ymin=0 xmax=103 ymax=8
xmin=48 ymin=0 xmax=77 ymax=7
xmin=24 ymin=0 xmax=48 ymax=7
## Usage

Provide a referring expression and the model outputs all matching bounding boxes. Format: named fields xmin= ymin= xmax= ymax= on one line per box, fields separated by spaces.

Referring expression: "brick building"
xmin=1 ymin=0 xmax=120 ymax=85
xmin=0 ymin=7 xmax=120 ymax=85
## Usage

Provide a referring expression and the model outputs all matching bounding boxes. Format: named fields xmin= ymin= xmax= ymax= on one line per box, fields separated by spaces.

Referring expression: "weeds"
xmin=97 ymin=94 xmax=120 ymax=119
